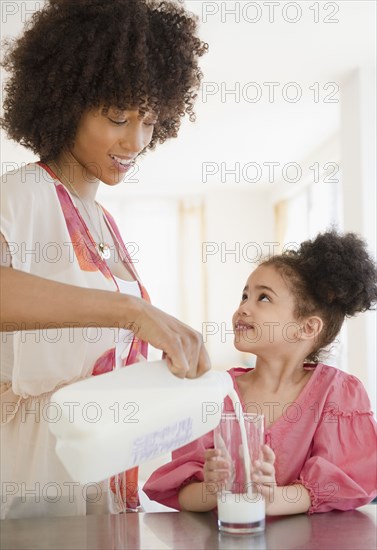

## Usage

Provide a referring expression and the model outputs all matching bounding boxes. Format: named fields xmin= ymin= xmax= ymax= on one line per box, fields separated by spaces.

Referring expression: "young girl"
xmin=144 ymin=230 xmax=377 ymax=515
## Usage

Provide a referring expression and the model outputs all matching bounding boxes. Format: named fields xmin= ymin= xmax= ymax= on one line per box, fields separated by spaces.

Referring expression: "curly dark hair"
xmin=261 ymin=230 xmax=377 ymax=362
xmin=1 ymin=0 xmax=208 ymax=161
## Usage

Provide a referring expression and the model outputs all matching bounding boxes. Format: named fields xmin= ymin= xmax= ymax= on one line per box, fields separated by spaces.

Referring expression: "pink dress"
xmin=143 ymin=364 xmax=377 ymax=513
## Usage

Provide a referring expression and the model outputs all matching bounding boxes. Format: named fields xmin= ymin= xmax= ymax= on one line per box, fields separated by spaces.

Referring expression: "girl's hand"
xmin=252 ymin=444 xmax=276 ymax=500
xmin=203 ymin=449 xmax=231 ymax=488
xmin=251 ymin=446 xmax=311 ymax=516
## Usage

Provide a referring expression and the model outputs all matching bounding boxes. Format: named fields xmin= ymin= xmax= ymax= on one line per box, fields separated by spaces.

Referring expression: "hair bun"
xmin=294 ymin=230 xmax=377 ymax=316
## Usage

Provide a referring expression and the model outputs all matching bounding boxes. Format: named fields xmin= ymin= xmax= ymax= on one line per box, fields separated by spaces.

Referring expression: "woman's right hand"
xmin=126 ymin=296 xmax=211 ymax=379
xmin=0 ymin=261 xmax=211 ymax=379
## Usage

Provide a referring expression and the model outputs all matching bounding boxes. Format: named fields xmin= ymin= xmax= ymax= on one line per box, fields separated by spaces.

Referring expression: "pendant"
xmin=98 ymin=242 xmax=111 ymax=260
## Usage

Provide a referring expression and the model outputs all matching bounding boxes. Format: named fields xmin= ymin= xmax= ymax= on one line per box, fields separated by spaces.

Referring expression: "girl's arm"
xmin=262 ymin=485 xmax=311 ymax=516
xmin=178 ymin=449 xmax=228 ymax=511
xmin=144 ymin=431 xmax=215 ymax=510
xmin=253 ymin=446 xmax=311 ymax=515
xmin=178 ymin=448 xmax=241 ymax=511
xmin=179 ymin=446 xmax=311 ymax=515
xmin=178 ymin=481 xmax=218 ymax=512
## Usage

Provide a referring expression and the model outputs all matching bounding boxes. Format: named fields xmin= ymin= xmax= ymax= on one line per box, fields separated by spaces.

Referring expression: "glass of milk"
xmin=214 ymin=412 xmax=265 ymax=535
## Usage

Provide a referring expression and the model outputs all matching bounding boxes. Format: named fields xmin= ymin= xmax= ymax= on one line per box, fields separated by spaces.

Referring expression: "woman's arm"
xmin=1 ymin=233 xmax=210 ymax=379
xmin=0 ymin=264 xmax=140 ymax=330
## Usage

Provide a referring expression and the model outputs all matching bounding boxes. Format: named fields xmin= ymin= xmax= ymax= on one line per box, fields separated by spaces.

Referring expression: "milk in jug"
xmin=49 ymin=359 xmax=233 ymax=484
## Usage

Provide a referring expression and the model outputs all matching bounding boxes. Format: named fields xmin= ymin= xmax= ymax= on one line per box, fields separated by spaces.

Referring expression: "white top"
xmin=113 ymin=277 xmax=141 ymax=368
xmin=0 ymin=163 xmax=144 ymax=519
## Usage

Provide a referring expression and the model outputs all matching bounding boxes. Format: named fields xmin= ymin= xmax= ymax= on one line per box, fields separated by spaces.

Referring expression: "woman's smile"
xmin=109 ymin=154 xmax=136 ymax=173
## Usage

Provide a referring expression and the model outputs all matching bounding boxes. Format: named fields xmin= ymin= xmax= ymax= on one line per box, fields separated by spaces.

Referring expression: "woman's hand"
xmin=0 ymin=264 xmax=211 ymax=379
xmin=128 ymin=297 xmax=211 ymax=379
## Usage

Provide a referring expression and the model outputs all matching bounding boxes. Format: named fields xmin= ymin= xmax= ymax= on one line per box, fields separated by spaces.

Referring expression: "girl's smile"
xmin=234 ymin=320 xmax=255 ymax=331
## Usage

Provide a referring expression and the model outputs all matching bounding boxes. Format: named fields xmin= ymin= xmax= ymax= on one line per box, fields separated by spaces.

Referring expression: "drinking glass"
xmin=214 ymin=412 xmax=265 ymax=535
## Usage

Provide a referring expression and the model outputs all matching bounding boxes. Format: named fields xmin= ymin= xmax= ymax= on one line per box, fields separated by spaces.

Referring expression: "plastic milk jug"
xmin=49 ymin=359 xmax=233 ymax=484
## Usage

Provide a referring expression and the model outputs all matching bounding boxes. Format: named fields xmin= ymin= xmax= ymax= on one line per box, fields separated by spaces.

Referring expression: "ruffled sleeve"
xmin=143 ymin=430 xmax=214 ymax=510
xmin=296 ymin=374 xmax=377 ymax=513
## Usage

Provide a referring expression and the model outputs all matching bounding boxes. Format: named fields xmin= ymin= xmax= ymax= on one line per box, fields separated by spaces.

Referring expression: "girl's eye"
xmin=144 ymin=120 xmax=157 ymax=127
xmin=258 ymin=293 xmax=270 ymax=302
xmin=241 ymin=293 xmax=248 ymax=302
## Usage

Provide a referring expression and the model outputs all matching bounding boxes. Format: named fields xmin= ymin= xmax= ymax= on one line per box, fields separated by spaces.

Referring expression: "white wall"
xmin=100 ymin=187 xmax=275 ymax=371
xmin=203 ymin=188 xmax=274 ymax=369
xmin=340 ymin=68 xmax=377 ymax=413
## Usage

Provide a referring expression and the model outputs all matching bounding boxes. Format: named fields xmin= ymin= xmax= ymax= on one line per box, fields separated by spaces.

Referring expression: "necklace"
xmin=52 ymin=162 xmax=111 ymax=260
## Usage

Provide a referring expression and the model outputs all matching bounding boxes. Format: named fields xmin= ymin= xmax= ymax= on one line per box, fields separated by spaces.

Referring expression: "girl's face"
xmin=232 ymin=265 xmax=303 ymax=357
xmin=69 ymin=107 xmax=157 ymax=185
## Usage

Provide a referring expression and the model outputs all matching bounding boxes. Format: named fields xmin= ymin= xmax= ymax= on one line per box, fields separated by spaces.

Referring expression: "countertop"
xmin=1 ymin=505 xmax=376 ymax=549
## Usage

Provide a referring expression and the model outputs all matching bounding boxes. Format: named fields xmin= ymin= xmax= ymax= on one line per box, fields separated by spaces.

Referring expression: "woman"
xmin=0 ymin=0 xmax=209 ymax=518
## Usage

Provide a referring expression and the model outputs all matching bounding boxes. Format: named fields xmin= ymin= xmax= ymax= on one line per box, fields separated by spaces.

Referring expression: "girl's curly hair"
xmin=261 ymin=230 xmax=377 ymax=362
xmin=1 ymin=0 xmax=208 ymax=161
